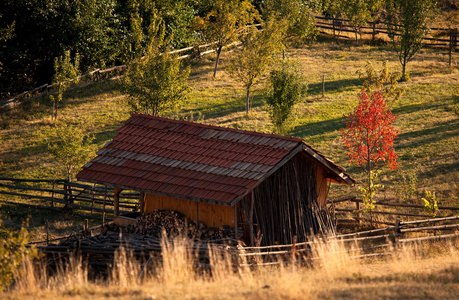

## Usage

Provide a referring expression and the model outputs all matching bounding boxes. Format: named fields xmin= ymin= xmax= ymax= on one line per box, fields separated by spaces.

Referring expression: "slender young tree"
xmin=343 ymin=0 xmax=383 ymax=41
xmin=385 ymin=0 xmax=437 ymax=81
xmin=262 ymin=0 xmax=318 ymax=43
xmin=265 ymin=59 xmax=307 ymax=134
xmin=50 ymin=51 xmax=80 ymax=121
xmin=48 ymin=121 xmax=97 ymax=181
xmin=341 ymin=89 xmax=399 ymax=215
xmin=122 ymin=11 xmax=190 ymax=116
xmin=195 ymin=0 xmax=259 ymax=78
xmin=227 ymin=21 xmax=285 ymax=114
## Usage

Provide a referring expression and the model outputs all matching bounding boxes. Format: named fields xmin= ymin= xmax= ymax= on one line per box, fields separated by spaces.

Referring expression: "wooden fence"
xmin=0 ymin=39 xmax=238 ymax=113
xmin=37 ymin=213 xmax=459 ymax=271
xmin=2 ymin=177 xmax=457 ymax=270
xmin=0 ymin=177 xmax=140 ymax=222
xmin=328 ymin=196 xmax=459 ymax=226
xmin=315 ymin=16 xmax=458 ymax=49
xmin=236 ymin=214 xmax=459 ymax=267
xmin=2 ymin=17 xmax=456 ymax=113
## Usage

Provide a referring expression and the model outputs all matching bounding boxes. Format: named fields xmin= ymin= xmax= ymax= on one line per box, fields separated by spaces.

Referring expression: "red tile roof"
xmin=77 ymin=114 xmax=354 ymax=206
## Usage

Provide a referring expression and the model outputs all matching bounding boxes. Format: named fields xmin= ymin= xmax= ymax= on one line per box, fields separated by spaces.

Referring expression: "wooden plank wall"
xmin=315 ymin=164 xmax=329 ymax=207
xmin=144 ymin=194 xmax=235 ymax=227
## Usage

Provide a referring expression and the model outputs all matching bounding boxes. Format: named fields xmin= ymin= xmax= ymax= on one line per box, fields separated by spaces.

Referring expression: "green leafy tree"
xmin=359 ymin=61 xmax=404 ymax=105
xmin=50 ymin=50 xmax=80 ymax=121
xmin=156 ymin=0 xmax=197 ymax=49
xmin=69 ymin=0 xmax=120 ymax=71
xmin=262 ymin=0 xmax=318 ymax=43
xmin=195 ymin=0 xmax=259 ymax=78
xmin=343 ymin=0 xmax=383 ymax=41
xmin=265 ymin=59 xmax=307 ymax=134
xmin=0 ymin=227 xmax=38 ymax=292
xmin=385 ymin=0 xmax=437 ymax=81
xmin=422 ymin=190 xmax=438 ymax=217
xmin=227 ymin=21 xmax=285 ymax=114
xmin=358 ymin=170 xmax=384 ymax=215
xmin=122 ymin=12 xmax=190 ymax=116
xmin=0 ymin=20 xmax=15 ymax=72
xmin=48 ymin=121 xmax=97 ymax=181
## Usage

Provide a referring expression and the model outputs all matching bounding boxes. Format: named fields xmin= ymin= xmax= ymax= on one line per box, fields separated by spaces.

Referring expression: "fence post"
xmin=46 ymin=219 xmax=49 ymax=246
xmin=91 ymin=184 xmax=95 ymax=216
xmin=51 ymin=180 xmax=55 ymax=207
xmin=449 ymin=28 xmax=458 ymax=67
xmin=322 ymin=75 xmax=325 ymax=98
xmin=355 ymin=200 xmax=361 ymax=225
xmin=372 ymin=22 xmax=376 ymax=44
xmin=102 ymin=185 xmax=107 ymax=227
xmin=332 ymin=18 xmax=336 ymax=38
xmin=63 ymin=181 xmax=68 ymax=203
xmin=393 ymin=218 xmax=401 ymax=247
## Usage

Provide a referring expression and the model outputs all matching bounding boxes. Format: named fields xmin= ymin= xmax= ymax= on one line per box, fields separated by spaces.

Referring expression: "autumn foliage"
xmin=341 ymin=90 xmax=399 ymax=173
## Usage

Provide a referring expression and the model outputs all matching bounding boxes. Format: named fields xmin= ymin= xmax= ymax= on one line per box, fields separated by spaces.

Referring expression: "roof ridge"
xmin=130 ymin=113 xmax=303 ymax=143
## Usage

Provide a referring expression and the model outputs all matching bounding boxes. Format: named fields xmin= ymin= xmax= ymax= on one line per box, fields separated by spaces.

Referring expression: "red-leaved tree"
xmin=341 ymin=89 xmax=399 ymax=213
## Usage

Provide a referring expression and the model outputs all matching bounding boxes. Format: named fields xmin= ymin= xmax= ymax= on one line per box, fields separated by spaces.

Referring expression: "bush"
xmin=0 ymin=226 xmax=38 ymax=291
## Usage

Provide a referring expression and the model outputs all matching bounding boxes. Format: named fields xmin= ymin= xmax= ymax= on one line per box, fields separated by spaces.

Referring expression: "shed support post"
xmin=102 ymin=185 xmax=107 ymax=226
xmin=196 ymin=202 xmax=199 ymax=226
xmin=234 ymin=204 xmax=238 ymax=241
xmin=114 ymin=187 xmax=122 ymax=217
xmin=249 ymin=191 xmax=254 ymax=247
xmin=139 ymin=192 xmax=145 ymax=213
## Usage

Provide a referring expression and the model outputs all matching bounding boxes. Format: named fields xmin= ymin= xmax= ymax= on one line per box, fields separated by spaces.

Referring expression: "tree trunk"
xmin=52 ymin=99 xmax=56 ymax=121
xmin=401 ymin=56 xmax=407 ymax=81
xmin=245 ymin=88 xmax=250 ymax=115
xmin=213 ymin=46 xmax=223 ymax=78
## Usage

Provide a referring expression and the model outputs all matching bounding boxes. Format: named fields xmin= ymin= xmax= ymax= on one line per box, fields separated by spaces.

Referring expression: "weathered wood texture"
xmin=144 ymin=194 xmax=235 ymax=228
xmin=239 ymin=153 xmax=335 ymax=246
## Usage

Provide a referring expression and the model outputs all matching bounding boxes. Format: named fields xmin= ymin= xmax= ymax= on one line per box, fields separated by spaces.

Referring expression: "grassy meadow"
xmin=0 ymin=33 xmax=459 ymax=299
xmin=2 ymin=38 xmax=458 ymax=206
xmin=2 ymin=235 xmax=459 ymax=299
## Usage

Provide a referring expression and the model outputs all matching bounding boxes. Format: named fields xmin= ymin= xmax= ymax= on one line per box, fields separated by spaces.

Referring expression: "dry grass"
xmin=0 ymin=39 xmax=458 ymax=238
xmin=2 ymin=237 xmax=458 ymax=299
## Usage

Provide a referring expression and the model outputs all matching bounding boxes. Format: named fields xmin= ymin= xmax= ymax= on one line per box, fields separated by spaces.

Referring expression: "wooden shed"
xmin=77 ymin=114 xmax=355 ymax=246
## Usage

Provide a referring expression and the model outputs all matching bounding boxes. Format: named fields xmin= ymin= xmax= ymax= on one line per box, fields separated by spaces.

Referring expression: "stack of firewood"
xmin=118 ymin=210 xmax=236 ymax=243
xmin=132 ymin=210 xmax=190 ymax=237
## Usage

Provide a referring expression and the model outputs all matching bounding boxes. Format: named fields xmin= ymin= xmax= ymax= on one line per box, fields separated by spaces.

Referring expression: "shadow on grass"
xmin=419 ymin=160 xmax=459 ymax=178
xmin=93 ymin=126 xmax=119 ymax=145
xmin=291 ymin=117 xmax=344 ymax=138
xmin=195 ymin=91 xmax=266 ymax=120
xmin=397 ymin=118 xmax=459 ymax=150
xmin=307 ymin=78 xmax=362 ymax=97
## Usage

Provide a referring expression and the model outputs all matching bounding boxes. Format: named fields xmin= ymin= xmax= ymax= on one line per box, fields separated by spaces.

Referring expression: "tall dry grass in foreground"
xmin=4 ymin=237 xmax=459 ymax=299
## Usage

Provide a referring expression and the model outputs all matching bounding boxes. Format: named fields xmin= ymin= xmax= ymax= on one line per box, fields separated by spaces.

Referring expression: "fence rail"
xmin=2 ymin=16 xmax=457 ymax=113
xmin=2 ymin=176 xmax=455 ymax=270
xmin=314 ymin=16 xmax=458 ymax=49
xmin=327 ymin=196 xmax=459 ymax=228
xmin=0 ymin=177 xmax=139 ymax=221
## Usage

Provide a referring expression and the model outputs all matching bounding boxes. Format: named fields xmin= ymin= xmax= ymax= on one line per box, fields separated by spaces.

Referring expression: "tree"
xmin=343 ymin=0 xmax=382 ymax=41
xmin=265 ymin=59 xmax=307 ymax=134
xmin=195 ymin=0 xmax=259 ymax=78
xmin=385 ymin=0 xmax=437 ymax=81
xmin=359 ymin=60 xmax=404 ymax=105
xmin=341 ymin=89 xmax=399 ymax=215
xmin=227 ymin=21 xmax=285 ymax=114
xmin=0 ymin=227 xmax=37 ymax=292
xmin=68 ymin=0 xmax=120 ymax=71
xmin=50 ymin=50 xmax=80 ymax=121
xmin=121 ymin=12 xmax=190 ymax=116
xmin=48 ymin=120 xmax=97 ymax=181
xmin=262 ymin=0 xmax=318 ymax=43
xmin=0 ymin=20 xmax=15 ymax=72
